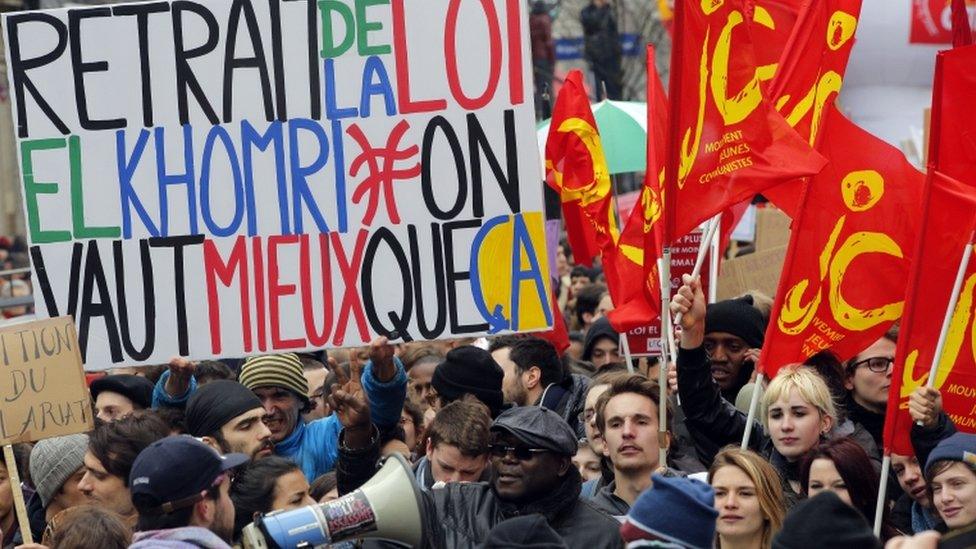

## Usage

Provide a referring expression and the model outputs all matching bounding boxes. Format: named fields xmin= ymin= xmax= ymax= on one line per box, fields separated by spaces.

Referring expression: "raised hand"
xmin=368 ymin=336 xmax=397 ymax=382
xmin=908 ymin=386 xmax=943 ymax=428
xmin=164 ymin=356 xmax=195 ymax=397
xmin=669 ymin=274 xmax=706 ymax=349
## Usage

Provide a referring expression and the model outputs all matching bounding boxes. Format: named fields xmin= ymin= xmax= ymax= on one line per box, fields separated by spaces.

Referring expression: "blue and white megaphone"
xmin=241 ymin=453 xmax=425 ymax=548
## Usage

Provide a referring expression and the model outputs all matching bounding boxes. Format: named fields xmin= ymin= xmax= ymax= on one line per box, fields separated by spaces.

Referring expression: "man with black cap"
xmin=184 ymin=380 xmax=274 ymax=461
xmin=702 ymin=294 xmax=767 ymax=403
xmin=90 ymin=374 xmax=154 ymax=422
xmin=129 ymin=436 xmax=246 ymax=548
xmin=430 ymin=345 xmax=506 ymax=417
xmin=340 ymin=406 xmax=622 ymax=548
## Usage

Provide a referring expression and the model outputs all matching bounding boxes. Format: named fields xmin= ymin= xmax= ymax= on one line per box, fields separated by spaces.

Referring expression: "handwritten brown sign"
xmin=0 ymin=317 xmax=92 ymax=443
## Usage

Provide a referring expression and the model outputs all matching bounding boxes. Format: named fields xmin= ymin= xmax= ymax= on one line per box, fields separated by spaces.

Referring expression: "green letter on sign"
xmin=21 ymin=138 xmax=71 ymax=244
xmin=69 ymin=136 xmax=120 ymax=239
xmin=356 ymin=0 xmax=391 ymax=56
xmin=319 ymin=0 xmax=356 ymax=58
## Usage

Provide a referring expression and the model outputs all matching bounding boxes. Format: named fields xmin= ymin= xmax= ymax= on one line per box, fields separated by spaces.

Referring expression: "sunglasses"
xmin=489 ymin=444 xmax=549 ymax=460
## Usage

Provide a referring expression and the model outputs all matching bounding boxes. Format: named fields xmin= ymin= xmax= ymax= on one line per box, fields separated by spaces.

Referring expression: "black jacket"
xmin=676 ymin=345 xmax=802 ymax=505
xmin=911 ymin=411 xmax=957 ymax=468
xmin=338 ymin=428 xmax=621 ymax=549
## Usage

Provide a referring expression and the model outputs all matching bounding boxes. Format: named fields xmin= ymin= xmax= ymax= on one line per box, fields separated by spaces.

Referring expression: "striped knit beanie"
xmin=239 ymin=353 xmax=310 ymax=407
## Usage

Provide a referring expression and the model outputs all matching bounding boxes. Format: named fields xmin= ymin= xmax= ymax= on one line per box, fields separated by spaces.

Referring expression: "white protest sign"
xmin=3 ymin=0 xmax=550 ymax=369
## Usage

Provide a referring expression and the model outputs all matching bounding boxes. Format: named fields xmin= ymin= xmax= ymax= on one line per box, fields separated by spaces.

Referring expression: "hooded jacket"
xmin=539 ymin=373 xmax=590 ymax=440
xmin=129 ymin=527 xmax=231 ymax=549
xmin=582 ymin=317 xmax=619 ymax=363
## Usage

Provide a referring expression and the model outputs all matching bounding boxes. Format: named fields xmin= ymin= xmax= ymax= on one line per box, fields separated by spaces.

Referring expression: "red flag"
xmin=763 ymin=0 xmax=863 ymax=217
xmin=747 ymin=0 xmax=809 ymax=70
xmin=544 ymin=70 xmax=619 ymax=267
xmin=607 ymin=45 xmax=668 ymax=332
xmin=662 ymin=0 xmax=826 ymax=243
xmin=884 ymin=171 xmax=976 ymax=454
xmin=953 ymin=0 xmax=974 ymax=46
xmin=759 ymin=107 xmax=925 ymax=377
xmin=929 ymin=46 xmax=976 ymax=181
xmin=719 ymin=200 xmax=751 ymax=258
xmin=536 ymin=287 xmax=571 ymax=354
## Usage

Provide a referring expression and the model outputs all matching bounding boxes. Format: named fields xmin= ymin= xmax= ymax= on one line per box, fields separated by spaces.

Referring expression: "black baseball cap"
xmin=491 ymin=406 xmax=577 ymax=456
xmin=90 ymin=374 xmax=154 ymax=409
xmin=129 ymin=436 xmax=247 ymax=515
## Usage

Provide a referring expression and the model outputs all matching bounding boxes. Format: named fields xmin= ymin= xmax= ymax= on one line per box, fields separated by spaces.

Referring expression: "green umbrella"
xmin=537 ymin=100 xmax=648 ymax=174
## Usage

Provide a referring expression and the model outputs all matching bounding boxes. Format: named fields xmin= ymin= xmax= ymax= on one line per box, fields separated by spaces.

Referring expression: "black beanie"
xmin=90 ymin=374 xmax=154 ymax=409
xmin=772 ymin=492 xmax=881 ymax=549
xmin=705 ymin=294 xmax=766 ymax=348
xmin=185 ymin=380 xmax=264 ymax=437
xmin=431 ymin=346 xmax=504 ymax=416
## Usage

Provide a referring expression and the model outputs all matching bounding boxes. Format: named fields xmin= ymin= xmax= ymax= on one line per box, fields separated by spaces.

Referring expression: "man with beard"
xmin=490 ymin=336 xmax=589 ymax=438
xmin=79 ymin=412 xmax=171 ymax=528
xmin=129 ymin=436 xmax=245 ymax=548
xmin=339 ymin=406 xmax=622 ymax=548
xmin=185 ymin=380 xmax=275 ymax=460
xmin=239 ymin=338 xmax=406 ymax=480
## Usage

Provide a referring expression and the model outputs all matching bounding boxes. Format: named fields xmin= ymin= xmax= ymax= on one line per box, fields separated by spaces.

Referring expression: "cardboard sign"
xmin=754 ymin=206 xmax=790 ymax=252
xmin=716 ymin=245 xmax=787 ymax=302
xmin=3 ymin=0 xmax=549 ymax=369
xmin=625 ymin=231 xmax=710 ymax=356
xmin=910 ymin=0 xmax=976 ymax=43
xmin=0 ymin=317 xmax=92 ymax=443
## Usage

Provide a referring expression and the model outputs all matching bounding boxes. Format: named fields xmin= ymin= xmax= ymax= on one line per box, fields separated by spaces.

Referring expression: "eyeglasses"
xmin=489 ymin=444 xmax=549 ymax=460
xmin=850 ymin=356 xmax=894 ymax=373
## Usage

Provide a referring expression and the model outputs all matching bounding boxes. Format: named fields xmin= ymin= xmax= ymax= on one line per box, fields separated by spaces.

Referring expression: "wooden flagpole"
xmin=3 ymin=444 xmax=32 ymax=545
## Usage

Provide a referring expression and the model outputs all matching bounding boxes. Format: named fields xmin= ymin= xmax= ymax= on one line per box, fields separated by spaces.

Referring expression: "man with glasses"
xmin=337 ymin=406 xmax=622 ymax=548
xmin=844 ymin=327 xmax=899 ymax=448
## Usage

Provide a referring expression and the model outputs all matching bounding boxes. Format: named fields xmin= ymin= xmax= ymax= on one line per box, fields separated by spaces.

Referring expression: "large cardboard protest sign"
xmin=3 ymin=0 xmax=550 ymax=369
xmin=0 ymin=317 xmax=92 ymax=443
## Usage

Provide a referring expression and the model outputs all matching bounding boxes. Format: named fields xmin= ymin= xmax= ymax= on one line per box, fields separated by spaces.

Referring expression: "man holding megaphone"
xmin=318 ymin=405 xmax=623 ymax=548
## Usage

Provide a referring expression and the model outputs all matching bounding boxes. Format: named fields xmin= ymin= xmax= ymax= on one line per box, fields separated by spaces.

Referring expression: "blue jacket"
xmin=152 ymin=358 xmax=407 ymax=481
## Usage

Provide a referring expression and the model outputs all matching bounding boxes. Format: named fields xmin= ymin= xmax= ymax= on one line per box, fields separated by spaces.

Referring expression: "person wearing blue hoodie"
xmin=151 ymin=338 xmax=406 ymax=482
xmin=237 ymin=340 xmax=406 ymax=481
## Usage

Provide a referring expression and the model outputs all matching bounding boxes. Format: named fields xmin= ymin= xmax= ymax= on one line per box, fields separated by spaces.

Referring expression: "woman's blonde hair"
xmin=708 ymin=447 xmax=786 ymax=549
xmin=761 ymin=365 xmax=836 ymax=430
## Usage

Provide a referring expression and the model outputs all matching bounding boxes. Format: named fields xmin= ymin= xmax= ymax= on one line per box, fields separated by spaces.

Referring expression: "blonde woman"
xmin=709 ymin=447 xmax=786 ymax=549
xmin=671 ymin=274 xmax=838 ymax=503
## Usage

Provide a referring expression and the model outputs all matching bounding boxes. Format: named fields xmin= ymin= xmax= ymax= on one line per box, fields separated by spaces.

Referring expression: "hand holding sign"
xmin=368 ymin=336 xmax=396 ymax=383
xmin=163 ymin=357 xmax=195 ymax=399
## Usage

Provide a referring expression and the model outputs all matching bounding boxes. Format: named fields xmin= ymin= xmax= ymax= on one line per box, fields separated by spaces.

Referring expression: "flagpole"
xmin=659 ymin=253 xmax=673 ymax=467
xmin=709 ymin=213 xmax=721 ymax=303
xmin=619 ymin=332 xmax=636 ymax=374
xmin=922 ymin=232 xmax=975 ymax=398
xmin=740 ymin=373 xmax=764 ymax=450
xmin=873 ymin=454 xmax=891 ymax=536
xmin=673 ymin=216 xmax=720 ymax=328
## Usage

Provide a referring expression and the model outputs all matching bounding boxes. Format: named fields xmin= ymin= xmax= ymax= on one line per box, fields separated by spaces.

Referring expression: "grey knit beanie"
xmin=29 ymin=433 xmax=88 ymax=508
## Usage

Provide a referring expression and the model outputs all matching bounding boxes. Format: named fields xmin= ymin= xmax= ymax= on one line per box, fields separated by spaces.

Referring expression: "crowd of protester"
xmin=0 ymin=239 xmax=972 ymax=549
